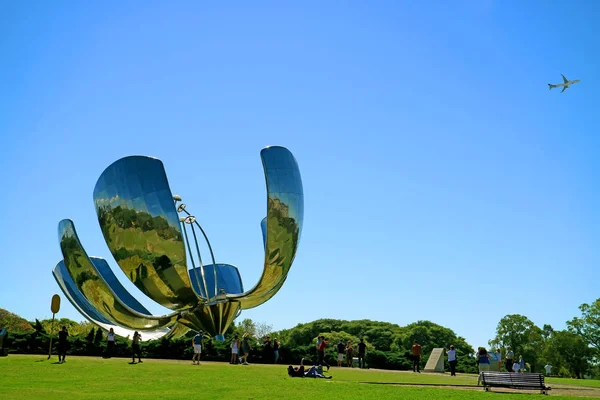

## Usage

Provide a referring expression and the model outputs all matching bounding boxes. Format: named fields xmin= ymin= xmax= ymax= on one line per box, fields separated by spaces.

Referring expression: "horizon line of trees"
xmin=2 ymin=297 xmax=600 ymax=378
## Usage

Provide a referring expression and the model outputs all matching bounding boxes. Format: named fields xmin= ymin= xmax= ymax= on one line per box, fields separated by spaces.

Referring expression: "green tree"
xmin=544 ymin=330 xmax=591 ymax=379
xmin=0 ymin=308 xmax=34 ymax=333
xmin=489 ymin=314 xmax=544 ymax=372
xmin=567 ymin=299 xmax=600 ymax=354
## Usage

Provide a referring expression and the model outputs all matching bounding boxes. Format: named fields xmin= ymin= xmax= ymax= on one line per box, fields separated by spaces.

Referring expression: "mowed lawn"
xmin=1 ymin=355 xmax=599 ymax=400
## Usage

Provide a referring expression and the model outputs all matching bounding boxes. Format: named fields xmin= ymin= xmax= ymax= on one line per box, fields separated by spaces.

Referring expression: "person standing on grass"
xmin=544 ymin=364 xmax=552 ymax=376
xmin=411 ymin=340 xmax=422 ymax=373
xmin=58 ymin=326 xmax=68 ymax=363
xmin=317 ymin=336 xmax=330 ymax=371
xmin=106 ymin=328 xmax=115 ymax=358
xmin=230 ymin=335 xmax=240 ymax=364
xmin=505 ymin=346 xmax=514 ymax=372
xmin=495 ymin=348 xmax=502 ymax=371
xmin=131 ymin=331 xmax=142 ymax=363
xmin=263 ymin=336 xmax=273 ymax=363
xmin=446 ymin=345 xmax=457 ymax=376
xmin=345 ymin=341 xmax=354 ymax=367
xmin=273 ymin=339 xmax=280 ymax=364
xmin=476 ymin=347 xmax=491 ymax=385
xmin=241 ymin=333 xmax=252 ymax=365
xmin=192 ymin=331 xmax=203 ymax=365
xmin=336 ymin=340 xmax=345 ymax=367
xmin=357 ymin=339 xmax=367 ymax=369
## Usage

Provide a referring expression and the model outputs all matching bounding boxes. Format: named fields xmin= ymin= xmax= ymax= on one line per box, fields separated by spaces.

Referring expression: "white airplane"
xmin=548 ymin=74 xmax=580 ymax=93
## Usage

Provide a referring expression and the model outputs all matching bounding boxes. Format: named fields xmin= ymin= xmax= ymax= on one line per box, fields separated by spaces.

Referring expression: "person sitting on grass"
xmin=287 ymin=358 xmax=332 ymax=379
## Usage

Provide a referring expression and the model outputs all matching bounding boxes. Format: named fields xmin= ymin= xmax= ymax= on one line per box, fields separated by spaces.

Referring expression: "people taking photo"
xmin=230 ymin=335 xmax=240 ymax=364
xmin=445 ymin=345 xmax=457 ymax=376
xmin=131 ymin=331 xmax=142 ymax=364
xmin=192 ymin=331 xmax=203 ymax=365
xmin=476 ymin=347 xmax=491 ymax=385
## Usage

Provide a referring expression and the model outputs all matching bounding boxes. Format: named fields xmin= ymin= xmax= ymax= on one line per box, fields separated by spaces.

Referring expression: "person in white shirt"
xmin=106 ymin=328 xmax=116 ymax=358
xmin=505 ymin=347 xmax=515 ymax=372
xmin=512 ymin=361 xmax=521 ymax=373
xmin=446 ymin=345 xmax=457 ymax=376
xmin=230 ymin=335 xmax=240 ymax=364
xmin=544 ymin=364 xmax=552 ymax=376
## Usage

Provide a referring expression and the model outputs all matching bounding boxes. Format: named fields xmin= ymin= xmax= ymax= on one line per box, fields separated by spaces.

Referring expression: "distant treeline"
xmin=2 ymin=298 xmax=600 ymax=379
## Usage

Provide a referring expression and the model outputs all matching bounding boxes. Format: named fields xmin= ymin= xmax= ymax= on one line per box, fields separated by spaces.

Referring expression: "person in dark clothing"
xmin=273 ymin=339 xmax=280 ymax=364
xmin=336 ymin=340 xmax=345 ymax=367
xmin=357 ymin=339 xmax=367 ymax=369
xmin=263 ymin=336 xmax=273 ymax=363
xmin=412 ymin=340 xmax=422 ymax=373
xmin=131 ymin=331 xmax=142 ymax=363
xmin=317 ymin=336 xmax=330 ymax=371
xmin=58 ymin=326 xmax=68 ymax=363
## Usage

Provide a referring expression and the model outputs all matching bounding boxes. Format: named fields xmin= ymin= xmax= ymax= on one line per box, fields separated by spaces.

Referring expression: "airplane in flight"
xmin=548 ymin=74 xmax=580 ymax=93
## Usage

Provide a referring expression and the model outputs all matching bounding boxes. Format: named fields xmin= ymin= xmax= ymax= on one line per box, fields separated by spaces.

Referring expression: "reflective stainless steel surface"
xmin=189 ymin=264 xmax=243 ymax=299
xmin=58 ymin=219 xmax=179 ymax=330
xmin=53 ymin=260 xmax=174 ymax=340
xmin=228 ymin=146 xmax=303 ymax=309
xmin=53 ymin=146 xmax=303 ymax=338
xmin=93 ymin=156 xmax=198 ymax=310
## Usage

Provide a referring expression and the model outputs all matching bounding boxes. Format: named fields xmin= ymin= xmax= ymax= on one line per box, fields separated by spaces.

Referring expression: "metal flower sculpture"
xmin=53 ymin=146 xmax=303 ymax=340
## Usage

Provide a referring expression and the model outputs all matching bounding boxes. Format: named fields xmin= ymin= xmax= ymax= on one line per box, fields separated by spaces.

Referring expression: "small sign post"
xmin=47 ymin=295 xmax=61 ymax=360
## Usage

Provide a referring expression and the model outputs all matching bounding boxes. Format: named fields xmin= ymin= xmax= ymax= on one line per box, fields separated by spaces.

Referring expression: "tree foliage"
xmin=567 ymin=298 xmax=600 ymax=353
xmin=543 ymin=330 xmax=591 ymax=379
xmin=489 ymin=314 xmax=544 ymax=371
xmin=0 ymin=308 xmax=34 ymax=333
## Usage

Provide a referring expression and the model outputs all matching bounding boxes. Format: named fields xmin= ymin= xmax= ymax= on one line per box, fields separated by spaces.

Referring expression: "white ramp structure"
xmin=424 ymin=348 xmax=445 ymax=373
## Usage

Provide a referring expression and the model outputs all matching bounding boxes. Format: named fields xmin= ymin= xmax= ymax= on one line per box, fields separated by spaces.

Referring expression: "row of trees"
xmin=488 ymin=299 xmax=600 ymax=378
xmin=2 ymin=298 xmax=600 ymax=378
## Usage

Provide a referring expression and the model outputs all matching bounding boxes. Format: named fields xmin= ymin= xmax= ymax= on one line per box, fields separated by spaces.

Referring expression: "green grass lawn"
xmin=1 ymin=355 xmax=599 ymax=400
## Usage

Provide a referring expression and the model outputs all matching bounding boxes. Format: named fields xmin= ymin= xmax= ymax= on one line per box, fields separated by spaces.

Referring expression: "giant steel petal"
xmin=53 ymin=260 xmax=173 ymax=340
xmin=58 ymin=219 xmax=179 ymax=330
xmin=92 ymin=156 xmax=198 ymax=310
xmin=228 ymin=146 xmax=303 ymax=309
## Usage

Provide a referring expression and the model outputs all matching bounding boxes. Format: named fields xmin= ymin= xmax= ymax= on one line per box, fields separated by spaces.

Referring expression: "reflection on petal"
xmin=189 ymin=264 xmax=243 ymax=299
xmin=93 ymin=156 xmax=198 ymax=310
xmin=228 ymin=146 xmax=303 ymax=309
xmin=58 ymin=219 xmax=179 ymax=330
xmin=53 ymin=260 xmax=173 ymax=340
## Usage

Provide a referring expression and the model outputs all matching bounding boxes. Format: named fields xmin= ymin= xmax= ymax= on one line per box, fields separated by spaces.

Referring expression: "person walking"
xmin=106 ymin=328 xmax=115 ymax=358
xmin=336 ymin=340 xmax=345 ymax=367
xmin=505 ymin=346 xmax=514 ymax=372
xmin=273 ymin=339 xmax=280 ymax=364
xmin=131 ymin=331 xmax=142 ymax=363
xmin=446 ymin=345 xmax=457 ymax=376
xmin=357 ymin=339 xmax=367 ymax=369
xmin=476 ymin=347 xmax=491 ymax=385
xmin=192 ymin=331 xmax=203 ymax=365
xmin=58 ymin=326 xmax=68 ymax=363
xmin=230 ymin=335 xmax=240 ymax=364
xmin=317 ymin=336 xmax=330 ymax=371
xmin=345 ymin=341 xmax=354 ymax=368
xmin=411 ymin=340 xmax=422 ymax=373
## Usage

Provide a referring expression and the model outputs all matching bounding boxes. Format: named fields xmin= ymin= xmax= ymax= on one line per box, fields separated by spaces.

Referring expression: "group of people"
xmin=227 ymin=333 xmax=264 ymax=365
xmin=54 ymin=326 xmax=142 ymax=364
xmin=330 ymin=338 xmax=367 ymax=369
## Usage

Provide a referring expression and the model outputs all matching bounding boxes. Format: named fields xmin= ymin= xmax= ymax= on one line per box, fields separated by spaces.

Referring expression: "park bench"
xmin=481 ymin=371 xmax=551 ymax=395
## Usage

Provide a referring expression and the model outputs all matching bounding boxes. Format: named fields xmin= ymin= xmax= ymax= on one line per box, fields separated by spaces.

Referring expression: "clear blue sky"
xmin=1 ymin=0 xmax=599 ymax=350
